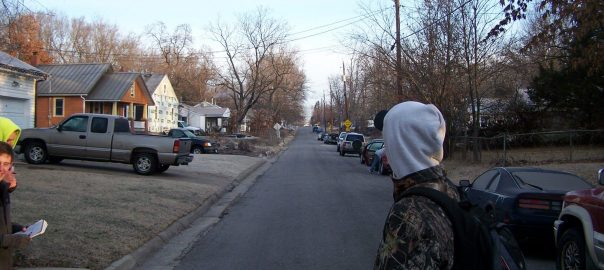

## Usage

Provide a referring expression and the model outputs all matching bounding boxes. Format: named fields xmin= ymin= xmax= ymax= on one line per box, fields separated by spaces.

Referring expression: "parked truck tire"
xmin=23 ymin=141 xmax=48 ymax=164
xmin=132 ymin=153 xmax=158 ymax=175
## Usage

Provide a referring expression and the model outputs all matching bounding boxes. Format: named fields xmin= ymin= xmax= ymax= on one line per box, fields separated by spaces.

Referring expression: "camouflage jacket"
xmin=374 ymin=166 xmax=460 ymax=270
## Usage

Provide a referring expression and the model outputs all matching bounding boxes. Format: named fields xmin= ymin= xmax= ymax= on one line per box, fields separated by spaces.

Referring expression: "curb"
xmin=104 ymin=158 xmax=268 ymax=270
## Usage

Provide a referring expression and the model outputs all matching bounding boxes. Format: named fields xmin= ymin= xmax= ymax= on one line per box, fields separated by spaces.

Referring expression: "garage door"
xmin=0 ymin=97 xmax=27 ymax=128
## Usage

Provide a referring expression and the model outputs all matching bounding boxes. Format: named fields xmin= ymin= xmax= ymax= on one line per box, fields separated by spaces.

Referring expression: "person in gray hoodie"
xmin=373 ymin=101 xmax=460 ymax=270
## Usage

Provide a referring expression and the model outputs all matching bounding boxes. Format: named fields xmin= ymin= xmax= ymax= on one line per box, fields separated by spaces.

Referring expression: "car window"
xmin=114 ymin=118 xmax=131 ymax=133
xmin=511 ymin=171 xmax=593 ymax=191
xmin=91 ymin=117 xmax=108 ymax=133
xmin=345 ymin=134 xmax=364 ymax=142
xmin=61 ymin=116 xmax=89 ymax=132
xmin=339 ymin=133 xmax=347 ymax=139
xmin=369 ymin=142 xmax=383 ymax=151
xmin=171 ymin=130 xmax=185 ymax=138
xmin=182 ymin=129 xmax=197 ymax=138
xmin=486 ymin=174 xmax=501 ymax=192
xmin=472 ymin=170 xmax=498 ymax=190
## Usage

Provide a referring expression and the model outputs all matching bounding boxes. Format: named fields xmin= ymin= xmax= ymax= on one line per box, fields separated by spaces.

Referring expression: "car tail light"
xmin=173 ymin=140 xmax=180 ymax=153
xmin=518 ymin=198 xmax=550 ymax=210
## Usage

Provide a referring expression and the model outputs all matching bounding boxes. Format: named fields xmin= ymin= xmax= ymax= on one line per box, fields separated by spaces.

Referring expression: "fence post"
xmin=503 ymin=133 xmax=507 ymax=166
xmin=569 ymin=131 xmax=574 ymax=161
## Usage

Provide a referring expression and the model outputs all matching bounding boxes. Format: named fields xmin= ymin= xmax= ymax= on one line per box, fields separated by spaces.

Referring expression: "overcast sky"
xmin=26 ymin=0 xmax=378 ymax=118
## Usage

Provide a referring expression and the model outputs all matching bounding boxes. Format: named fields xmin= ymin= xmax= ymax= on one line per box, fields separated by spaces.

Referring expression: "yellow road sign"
xmin=344 ymin=119 xmax=352 ymax=127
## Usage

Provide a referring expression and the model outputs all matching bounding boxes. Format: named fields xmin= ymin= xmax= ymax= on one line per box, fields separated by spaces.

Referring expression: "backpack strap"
xmin=402 ymin=187 xmax=494 ymax=270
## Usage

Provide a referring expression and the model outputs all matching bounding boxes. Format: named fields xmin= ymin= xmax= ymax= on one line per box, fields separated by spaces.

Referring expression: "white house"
xmin=0 ymin=51 xmax=48 ymax=128
xmin=179 ymin=101 xmax=230 ymax=133
xmin=142 ymin=73 xmax=179 ymax=133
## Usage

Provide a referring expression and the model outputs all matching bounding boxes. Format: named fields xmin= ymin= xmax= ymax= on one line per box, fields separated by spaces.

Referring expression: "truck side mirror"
xmin=459 ymin=180 xmax=471 ymax=188
xmin=56 ymin=125 xmax=62 ymax=132
xmin=598 ymin=169 xmax=604 ymax=185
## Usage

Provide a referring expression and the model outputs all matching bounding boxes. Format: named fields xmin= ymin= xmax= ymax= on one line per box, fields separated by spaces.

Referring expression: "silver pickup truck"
xmin=16 ymin=113 xmax=193 ymax=175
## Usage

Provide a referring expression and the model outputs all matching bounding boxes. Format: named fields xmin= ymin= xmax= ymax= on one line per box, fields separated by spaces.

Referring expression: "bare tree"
xmin=209 ymin=7 xmax=295 ymax=131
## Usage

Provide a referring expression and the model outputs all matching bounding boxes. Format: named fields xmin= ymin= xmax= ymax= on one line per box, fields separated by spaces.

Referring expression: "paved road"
xmin=175 ymin=128 xmax=393 ymax=269
xmin=174 ymin=127 xmax=556 ymax=270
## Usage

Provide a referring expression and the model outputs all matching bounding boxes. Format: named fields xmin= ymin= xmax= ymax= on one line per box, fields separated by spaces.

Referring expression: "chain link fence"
xmin=449 ymin=130 xmax=604 ymax=165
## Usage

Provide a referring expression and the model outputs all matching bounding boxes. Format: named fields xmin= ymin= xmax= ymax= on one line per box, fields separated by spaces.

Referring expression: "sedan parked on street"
xmin=459 ymin=167 xmax=594 ymax=243
xmin=168 ymin=128 xmax=219 ymax=154
xmin=324 ymin=133 xmax=339 ymax=145
xmin=360 ymin=139 xmax=384 ymax=166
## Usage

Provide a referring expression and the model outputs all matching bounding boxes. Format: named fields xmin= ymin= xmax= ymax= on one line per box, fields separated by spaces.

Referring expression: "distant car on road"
xmin=339 ymin=132 xmax=365 ymax=156
xmin=177 ymin=120 xmax=204 ymax=135
xmin=168 ymin=128 xmax=219 ymax=154
xmin=554 ymin=169 xmax=604 ymax=270
xmin=459 ymin=167 xmax=593 ymax=243
xmin=324 ymin=133 xmax=338 ymax=145
xmin=360 ymin=139 xmax=383 ymax=166
xmin=336 ymin=132 xmax=347 ymax=152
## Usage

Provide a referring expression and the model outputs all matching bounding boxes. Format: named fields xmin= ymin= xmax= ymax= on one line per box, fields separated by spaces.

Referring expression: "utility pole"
xmin=322 ymin=90 xmax=327 ymax=131
xmin=395 ymin=0 xmax=403 ymax=102
xmin=342 ymin=61 xmax=349 ymax=121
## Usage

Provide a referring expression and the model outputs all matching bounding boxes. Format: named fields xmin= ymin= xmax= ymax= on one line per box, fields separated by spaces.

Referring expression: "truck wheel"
xmin=24 ymin=142 xmax=47 ymax=164
xmin=192 ymin=147 xmax=204 ymax=154
xmin=156 ymin=164 xmax=170 ymax=173
xmin=132 ymin=153 xmax=157 ymax=175
xmin=557 ymin=227 xmax=588 ymax=270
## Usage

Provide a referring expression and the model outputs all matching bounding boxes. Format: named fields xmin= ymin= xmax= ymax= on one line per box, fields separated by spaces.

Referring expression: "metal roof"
xmin=142 ymin=73 xmax=165 ymax=95
xmin=0 ymin=51 xmax=48 ymax=79
xmin=37 ymin=63 xmax=112 ymax=95
xmin=86 ymin=73 xmax=154 ymax=105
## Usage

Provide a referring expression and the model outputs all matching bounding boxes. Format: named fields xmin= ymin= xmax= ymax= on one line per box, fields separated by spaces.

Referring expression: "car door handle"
xmin=79 ymin=135 xmax=86 ymax=139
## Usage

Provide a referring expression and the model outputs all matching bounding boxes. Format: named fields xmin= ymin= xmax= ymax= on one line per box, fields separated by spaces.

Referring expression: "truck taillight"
xmin=173 ymin=140 xmax=180 ymax=153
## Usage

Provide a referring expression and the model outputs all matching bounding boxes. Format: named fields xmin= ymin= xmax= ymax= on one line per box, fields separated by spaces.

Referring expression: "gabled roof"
xmin=142 ymin=73 xmax=166 ymax=95
xmin=0 ymin=51 xmax=48 ymax=79
xmin=192 ymin=105 xmax=230 ymax=117
xmin=87 ymin=73 xmax=154 ymax=105
xmin=37 ymin=63 xmax=112 ymax=95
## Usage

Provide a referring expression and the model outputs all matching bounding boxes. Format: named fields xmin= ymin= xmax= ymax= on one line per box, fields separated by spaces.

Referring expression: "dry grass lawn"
xmin=11 ymin=167 xmax=220 ymax=269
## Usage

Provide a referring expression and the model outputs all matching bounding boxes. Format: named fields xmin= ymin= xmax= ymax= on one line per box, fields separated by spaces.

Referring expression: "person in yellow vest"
xmin=0 ymin=117 xmax=20 ymax=192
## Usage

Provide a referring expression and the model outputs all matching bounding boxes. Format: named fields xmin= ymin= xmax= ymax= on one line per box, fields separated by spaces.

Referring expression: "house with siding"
xmin=0 ymin=51 xmax=48 ymax=128
xmin=35 ymin=63 xmax=154 ymax=130
xmin=142 ymin=73 xmax=179 ymax=134
xmin=179 ymin=101 xmax=230 ymax=133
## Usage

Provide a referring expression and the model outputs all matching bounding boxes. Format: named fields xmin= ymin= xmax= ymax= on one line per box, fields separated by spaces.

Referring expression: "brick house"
xmin=35 ymin=63 xmax=154 ymax=130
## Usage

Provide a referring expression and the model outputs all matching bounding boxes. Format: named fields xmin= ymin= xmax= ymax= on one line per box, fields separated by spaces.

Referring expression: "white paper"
xmin=15 ymin=219 xmax=47 ymax=238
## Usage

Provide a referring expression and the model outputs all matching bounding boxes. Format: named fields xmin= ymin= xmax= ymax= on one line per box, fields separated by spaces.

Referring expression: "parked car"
xmin=458 ymin=167 xmax=594 ymax=243
xmin=336 ymin=132 xmax=347 ymax=152
xmin=317 ymin=131 xmax=326 ymax=141
xmin=324 ymin=133 xmax=338 ymax=145
xmin=17 ymin=114 xmax=194 ymax=175
xmin=339 ymin=132 xmax=365 ymax=156
xmin=360 ymin=139 xmax=384 ymax=166
xmin=554 ymin=169 xmax=604 ymax=270
xmin=177 ymin=120 xmax=204 ymax=135
xmin=379 ymin=153 xmax=392 ymax=175
xmin=167 ymin=128 xmax=219 ymax=154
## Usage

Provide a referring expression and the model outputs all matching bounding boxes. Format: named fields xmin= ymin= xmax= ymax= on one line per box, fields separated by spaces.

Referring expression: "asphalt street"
xmin=175 ymin=128 xmax=393 ymax=269
xmin=172 ymin=127 xmax=556 ymax=270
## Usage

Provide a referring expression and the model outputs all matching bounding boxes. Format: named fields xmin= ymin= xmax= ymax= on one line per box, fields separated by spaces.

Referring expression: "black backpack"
xmin=401 ymin=187 xmax=526 ymax=270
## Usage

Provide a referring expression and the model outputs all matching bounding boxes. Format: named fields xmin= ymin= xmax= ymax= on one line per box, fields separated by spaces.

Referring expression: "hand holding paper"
xmin=15 ymin=220 xmax=47 ymax=238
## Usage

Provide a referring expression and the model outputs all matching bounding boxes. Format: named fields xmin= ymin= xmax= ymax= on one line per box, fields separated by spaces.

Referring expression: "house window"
xmin=130 ymin=83 xmax=135 ymax=97
xmin=54 ymin=98 xmax=64 ymax=116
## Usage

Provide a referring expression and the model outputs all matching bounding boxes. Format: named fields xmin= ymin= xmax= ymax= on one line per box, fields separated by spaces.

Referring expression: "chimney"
xmin=31 ymin=52 xmax=40 ymax=66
